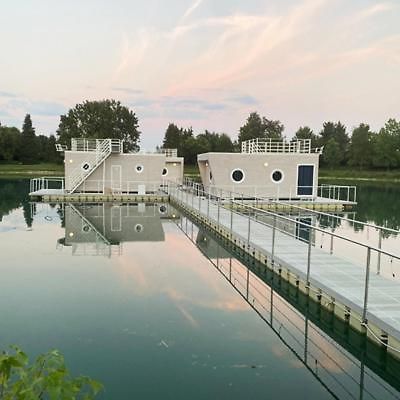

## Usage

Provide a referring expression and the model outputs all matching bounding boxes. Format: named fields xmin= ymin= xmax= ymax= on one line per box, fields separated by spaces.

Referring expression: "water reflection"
xmin=178 ymin=215 xmax=400 ymax=400
xmin=58 ymin=203 xmax=179 ymax=256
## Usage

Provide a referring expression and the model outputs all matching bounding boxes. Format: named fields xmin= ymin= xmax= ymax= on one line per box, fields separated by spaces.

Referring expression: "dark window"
xmin=209 ymin=171 xmax=212 ymax=181
xmin=272 ymin=170 xmax=283 ymax=182
xmin=135 ymin=224 xmax=143 ymax=233
xmin=231 ymin=169 xmax=244 ymax=182
xmin=162 ymin=168 xmax=168 ymax=176
xmin=136 ymin=165 xmax=143 ymax=173
xmin=159 ymin=205 xmax=167 ymax=214
xmin=82 ymin=163 xmax=90 ymax=171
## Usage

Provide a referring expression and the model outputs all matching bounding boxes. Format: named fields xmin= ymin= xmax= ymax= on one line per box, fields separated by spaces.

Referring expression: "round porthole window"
xmin=231 ymin=168 xmax=245 ymax=183
xmin=271 ymin=169 xmax=284 ymax=183
xmin=82 ymin=224 xmax=91 ymax=233
xmin=135 ymin=164 xmax=144 ymax=173
xmin=134 ymin=224 xmax=144 ymax=233
xmin=159 ymin=205 xmax=167 ymax=214
xmin=81 ymin=162 xmax=91 ymax=171
xmin=209 ymin=170 xmax=213 ymax=182
xmin=162 ymin=168 xmax=168 ymax=176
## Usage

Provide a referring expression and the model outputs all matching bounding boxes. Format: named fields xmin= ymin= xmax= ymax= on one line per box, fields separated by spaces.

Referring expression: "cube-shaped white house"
xmin=197 ymin=139 xmax=322 ymax=199
xmin=63 ymin=138 xmax=183 ymax=194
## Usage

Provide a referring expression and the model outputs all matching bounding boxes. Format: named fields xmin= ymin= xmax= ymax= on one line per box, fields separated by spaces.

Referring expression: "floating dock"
xmin=169 ymin=183 xmax=400 ymax=359
xmin=28 ymin=188 xmax=169 ymax=203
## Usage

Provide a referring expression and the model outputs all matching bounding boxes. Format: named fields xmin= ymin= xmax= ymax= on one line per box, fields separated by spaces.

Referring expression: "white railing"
xmin=241 ymin=138 xmax=321 ymax=154
xmin=198 ymin=181 xmax=357 ymax=203
xmin=74 ymin=179 xmax=173 ymax=194
xmin=159 ymin=148 xmax=178 ymax=157
xmin=71 ymin=138 xmax=123 ymax=153
xmin=30 ymin=177 xmax=65 ymax=193
xmin=68 ymin=139 xmax=112 ymax=193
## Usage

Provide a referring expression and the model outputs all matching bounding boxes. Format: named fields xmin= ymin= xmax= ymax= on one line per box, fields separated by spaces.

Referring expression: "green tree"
xmin=36 ymin=134 xmax=61 ymax=163
xmin=19 ymin=114 xmax=39 ymax=164
xmin=292 ymin=126 xmax=319 ymax=148
xmin=0 ymin=346 xmax=102 ymax=399
xmin=0 ymin=126 xmax=20 ymax=161
xmin=323 ymin=137 xmax=342 ymax=168
xmin=372 ymin=119 xmax=400 ymax=169
xmin=348 ymin=123 xmax=373 ymax=169
xmin=319 ymin=121 xmax=349 ymax=160
xmin=196 ymin=130 xmax=234 ymax=152
xmin=163 ymin=123 xmax=182 ymax=149
xmin=57 ymin=99 xmax=140 ymax=152
xmin=238 ymin=112 xmax=284 ymax=143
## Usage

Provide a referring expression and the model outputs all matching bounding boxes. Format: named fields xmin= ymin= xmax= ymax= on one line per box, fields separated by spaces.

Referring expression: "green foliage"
xmin=348 ymin=123 xmax=373 ymax=168
xmin=319 ymin=121 xmax=349 ymax=165
xmin=161 ymin=125 xmax=234 ymax=164
xmin=0 ymin=127 xmax=21 ymax=161
xmin=57 ymin=99 xmax=140 ymax=152
xmin=292 ymin=126 xmax=319 ymax=148
xmin=323 ymin=137 xmax=342 ymax=168
xmin=372 ymin=119 xmax=400 ymax=169
xmin=19 ymin=115 xmax=39 ymax=164
xmin=0 ymin=346 xmax=102 ymax=399
xmin=238 ymin=112 xmax=284 ymax=143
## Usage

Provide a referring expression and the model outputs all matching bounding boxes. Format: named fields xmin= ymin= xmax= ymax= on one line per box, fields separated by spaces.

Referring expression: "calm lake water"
xmin=0 ymin=178 xmax=399 ymax=399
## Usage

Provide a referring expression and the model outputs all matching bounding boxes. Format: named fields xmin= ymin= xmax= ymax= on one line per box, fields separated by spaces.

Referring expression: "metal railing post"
xmin=377 ymin=230 xmax=382 ymax=274
xmin=247 ymin=212 xmax=251 ymax=247
xmin=362 ymin=247 xmax=371 ymax=323
xmin=330 ymin=234 xmax=334 ymax=255
xmin=207 ymin=189 xmax=210 ymax=218
xmin=217 ymin=196 xmax=220 ymax=228
xmin=306 ymin=224 xmax=312 ymax=285
xmin=199 ymin=188 xmax=201 ymax=214
xmin=271 ymin=215 xmax=276 ymax=267
xmin=230 ymin=197 xmax=233 ymax=237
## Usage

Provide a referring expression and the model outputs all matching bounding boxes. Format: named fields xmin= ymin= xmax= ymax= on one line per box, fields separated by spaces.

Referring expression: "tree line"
xmin=162 ymin=111 xmax=400 ymax=169
xmin=1 ymin=99 xmax=399 ymax=170
xmin=0 ymin=114 xmax=60 ymax=164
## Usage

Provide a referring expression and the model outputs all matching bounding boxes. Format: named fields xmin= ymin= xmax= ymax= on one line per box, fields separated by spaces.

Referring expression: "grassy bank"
xmin=319 ymin=168 xmax=400 ymax=182
xmin=0 ymin=163 xmax=64 ymax=178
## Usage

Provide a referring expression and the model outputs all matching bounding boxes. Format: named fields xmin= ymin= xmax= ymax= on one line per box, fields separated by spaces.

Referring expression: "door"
xmin=111 ymin=165 xmax=122 ymax=193
xmin=297 ymin=165 xmax=314 ymax=196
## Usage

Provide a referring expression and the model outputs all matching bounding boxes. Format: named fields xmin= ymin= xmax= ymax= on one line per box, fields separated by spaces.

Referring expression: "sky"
xmin=0 ymin=0 xmax=399 ymax=149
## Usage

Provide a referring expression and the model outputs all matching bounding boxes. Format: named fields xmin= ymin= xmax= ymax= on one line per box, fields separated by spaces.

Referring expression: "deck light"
xmin=173 ymin=163 xmax=177 ymax=166
xmin=264 ymin=162 xmax=269 ymax=167
xmin=69 ymin=159 xmax=73 ymax=163
xmin=69 ymin=232 xmax=74 ymax=237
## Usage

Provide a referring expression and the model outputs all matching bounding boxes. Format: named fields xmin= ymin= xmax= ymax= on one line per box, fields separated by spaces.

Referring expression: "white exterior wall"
xmin=165 ymin=157 xmax=184 ymax=183
xmin=64 ymin=151 xmax=168 ymax=193
xmin=197 ymin=152 xmax=320 ymax=198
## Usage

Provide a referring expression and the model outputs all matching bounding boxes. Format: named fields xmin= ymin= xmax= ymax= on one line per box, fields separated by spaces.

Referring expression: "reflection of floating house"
xmin=198 ymin=138 xmax=323 ymax=199
xmin=64 ymin=138 xmax=183 ymax=194
xmin=58 ymin=203 xmax=179 ymax=256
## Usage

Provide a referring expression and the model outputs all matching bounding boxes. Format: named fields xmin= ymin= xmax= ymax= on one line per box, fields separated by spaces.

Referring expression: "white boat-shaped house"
xmin=198 ymin=138 xmax=324 ymax=200
xmin=63 ymin=138 xmax=183 ymax=194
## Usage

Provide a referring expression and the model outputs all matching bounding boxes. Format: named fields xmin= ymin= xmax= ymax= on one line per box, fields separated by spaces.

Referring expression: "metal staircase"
xmin=67 ymin=139 xmax=119 ymax=193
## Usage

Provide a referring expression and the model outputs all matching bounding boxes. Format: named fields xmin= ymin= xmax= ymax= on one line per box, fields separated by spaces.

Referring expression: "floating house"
xmin=62 ymin=138 xmax=183 ymax=194
xmin=198 ymin=138 xmax=323 ymax=199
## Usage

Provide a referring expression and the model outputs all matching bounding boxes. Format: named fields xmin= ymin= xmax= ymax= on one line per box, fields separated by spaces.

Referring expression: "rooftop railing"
xmin=158 ymin=148 xmax=178 ymax=157
xmin=71 ymin=138 xmax=123 ymax=153
xmin=241 ymin=138 xmax=322 ymax=154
